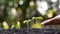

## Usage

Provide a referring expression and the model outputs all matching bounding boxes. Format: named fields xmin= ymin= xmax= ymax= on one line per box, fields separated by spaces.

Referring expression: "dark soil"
xmin=0 ymin=28 xmax=60 ymax=34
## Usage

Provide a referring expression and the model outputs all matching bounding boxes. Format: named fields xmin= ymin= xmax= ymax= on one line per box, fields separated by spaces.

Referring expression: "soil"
xmin=0 ymin=28 xmax=60 ymax=34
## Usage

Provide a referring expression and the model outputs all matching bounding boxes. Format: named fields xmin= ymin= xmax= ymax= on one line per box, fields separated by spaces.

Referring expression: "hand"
xmin=41 ymin=15 xmax=60 ymax=25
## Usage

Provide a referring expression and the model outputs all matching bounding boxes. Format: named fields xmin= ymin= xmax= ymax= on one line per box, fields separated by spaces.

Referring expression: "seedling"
xmin=15 ymin=21 xmax=20 ymax=29
xmin=32 ymin=16 xmax=43 ymax=23
xmin=32 ymin=16 xmax=44 ymax=29
xmin=11 ymin=25 xmax=14 ymax=29
xmin=2 ymin=21 xmax=9 ymax=29
xmin=32 ymin=17 xmax=37 ymax=23
xmin=23 ymin=19 xmax=31 ymax=29
xmin=37 ymin=16 xmax=43 ymax=22
xmin=32 ymin=17 xmax=36 ymax=20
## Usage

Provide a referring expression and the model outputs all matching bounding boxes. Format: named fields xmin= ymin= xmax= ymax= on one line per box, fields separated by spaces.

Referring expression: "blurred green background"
xmin=0 ymin=0 xmax=59 ymax=29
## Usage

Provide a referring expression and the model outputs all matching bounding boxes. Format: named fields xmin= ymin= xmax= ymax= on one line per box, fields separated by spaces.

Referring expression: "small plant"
xmin=32 ymin=16 xmax=43 ymax=23
xmin=2 ymin=21 xmax=9 ymax=29
xmin=32 ymin=16 xmax=44 ymax=29
xmin=15 ymin=21 xmax=20 ymax=29
xmin=23 ymin=19 xmax=31 ymax=29
xmin=32 ymin=17 xmax=36 ymax=20
xmin=37 ymin=16 xmax=43 ymax=21
xmin=11 ymin=25 xmax=14 ymax=29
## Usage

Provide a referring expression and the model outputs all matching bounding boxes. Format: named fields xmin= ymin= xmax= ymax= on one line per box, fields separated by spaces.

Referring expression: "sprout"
xmin=32 ymin=16 xmax=43 ymax=23
xmin=23 ymin=19 xmax=31 ymax=29
xmin=23 ymin=20 xmax=28 ymax=24
xmin=23 ymin=20 xmax=31 ymax=24
xmin=37 ymin=16 xmax=43 ymax=21
xmin=15 ymin=21 xmax=20 ymax=29
xmin=32 ymin=17 xmax=36 ymax=20
xmin=31 ymin=16 xmax=44 ymax=29
xmin=2 ymin=21 xmax=9 ymax=29
xmin=28 ymin=19 xmax=31 ymax=22
xmin=11 ymin=25 xmax=14 ymax=29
